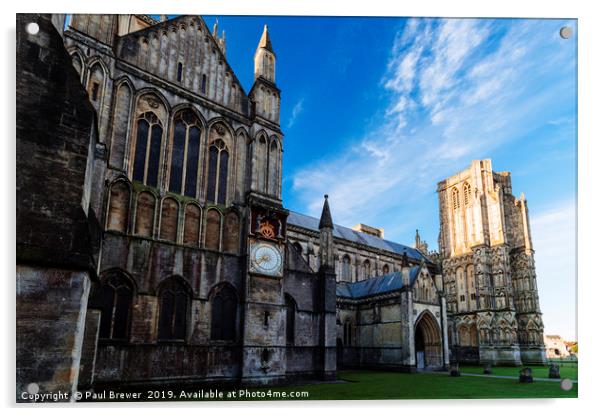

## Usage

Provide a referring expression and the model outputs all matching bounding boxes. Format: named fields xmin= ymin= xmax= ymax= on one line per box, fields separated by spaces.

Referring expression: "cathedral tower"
xmin=438 ymin=160 xmax=546 ymax=365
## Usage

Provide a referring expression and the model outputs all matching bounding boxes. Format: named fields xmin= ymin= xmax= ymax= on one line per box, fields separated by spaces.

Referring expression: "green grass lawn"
xmin=460 ymin=362 xmax=578 ymax=380
xmin=251 ymin=370 xmax=577 ymax=400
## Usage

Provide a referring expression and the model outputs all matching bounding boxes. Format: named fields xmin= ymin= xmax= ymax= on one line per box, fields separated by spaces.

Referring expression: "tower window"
xmin=91 ymin=82 xmax=100 ymax=101
xmin=452 ymin=187 xmax=460 ymax=210
xmin=201 ymin=74 xmax=207 ymax=94
xmin=463 ymin=182 xmax=471 ymax=206
xmin=177 ymin=62 xmax=183 ymax=82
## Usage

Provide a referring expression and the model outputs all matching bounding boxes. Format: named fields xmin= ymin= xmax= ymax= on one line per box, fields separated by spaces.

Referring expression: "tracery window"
xmin=206 ymin=139 xmax=229 ymax=204
xmin=157 ymin=278 xmax=190 ymax=341
xmin=451 ymin=187 xmax=460 ymax=210
xmin=91 ymin=272 xmax=133 ymax=340
xmin=132 ymin=112 xmax=163 ymax=187
xmin=169 ymin=110 xmax=202 ymax=197
xmin=211 ymin=285 xmax=237 ymax=341
xmin=463 ymin=182 xmax=471 ymax=206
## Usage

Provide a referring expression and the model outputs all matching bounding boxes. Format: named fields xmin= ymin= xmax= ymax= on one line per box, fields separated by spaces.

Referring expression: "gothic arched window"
xmin=169 ymin=110 xmax=202 ymax=197
xmin=451 ymin=187 xmax=460 ymax=210
xmin=91 ymin=272 xmax=133 ymax=340
xmin=342 ymin=255 xmax=351 ymax=281
xmin=206 ymin=139 xmax=229 ymax=204
xmin=157 ymin=278 xmax=190 ymax=341
xmin=132 ymin=112 xmax=163 ymax=187
xmin=285 ymin=294 xmax=296 ymax=345
xmin=362 ymin=260 xmax=371 ymax=279
xmin=211 ymin=285 xmax=238 ymax=341
xmin=463 ymin=182 xmax=471 ymax=206
xmin=382 ymin=264 xmax=390 ymax=275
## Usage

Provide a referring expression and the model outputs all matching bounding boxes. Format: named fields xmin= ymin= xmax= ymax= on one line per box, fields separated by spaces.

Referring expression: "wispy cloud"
xmin=530 ymin=200 xmax=576 ymax=340
xmin=287 ymin=98 xmax=305 ymax=129
xmin=291 ymin=18 xmax=576 ymax=240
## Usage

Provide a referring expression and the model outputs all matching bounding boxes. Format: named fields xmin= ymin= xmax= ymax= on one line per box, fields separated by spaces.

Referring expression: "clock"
xmin=249 ymin=241 xmax=283 ymax=277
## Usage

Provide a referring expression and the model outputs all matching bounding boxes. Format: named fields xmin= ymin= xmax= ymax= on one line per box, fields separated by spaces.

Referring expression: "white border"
xmin=3 ymin=1 xmax=600 ymax=415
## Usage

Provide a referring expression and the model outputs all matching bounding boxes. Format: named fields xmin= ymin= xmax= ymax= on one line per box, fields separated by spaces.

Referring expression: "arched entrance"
xmin=414 ymin=311 xmax=443 ymax=369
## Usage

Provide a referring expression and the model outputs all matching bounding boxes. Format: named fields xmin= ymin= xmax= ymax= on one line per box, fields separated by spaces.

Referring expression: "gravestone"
xmin=549 ymin=363 xmax=561 ymax=379
xmin=483 ymin=362 xmax=492 ymax=374
xmin=450 ymin=362 xmax=461 ymax=377
xmin=519 ymin=367 xmax=533 ymax=383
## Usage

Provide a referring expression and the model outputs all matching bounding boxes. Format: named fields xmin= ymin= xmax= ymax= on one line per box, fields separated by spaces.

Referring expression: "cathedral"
xmin=16 ymin=14 xmax=545 ymax=400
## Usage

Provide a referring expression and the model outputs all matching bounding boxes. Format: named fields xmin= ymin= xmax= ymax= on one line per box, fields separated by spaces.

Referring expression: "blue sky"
xmin=169 ymin=15 xmax=577 ymax=340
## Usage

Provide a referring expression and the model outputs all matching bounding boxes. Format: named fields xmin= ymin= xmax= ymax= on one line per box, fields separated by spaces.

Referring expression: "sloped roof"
xmin=287 ymin=211 xmax=431 ymax=263
xmin=336 ymin=268 xmax=420 ymax=299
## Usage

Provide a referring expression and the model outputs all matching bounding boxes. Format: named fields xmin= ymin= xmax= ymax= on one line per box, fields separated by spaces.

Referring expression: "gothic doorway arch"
xmin=414 ymin=311 xmax=443 ymax=369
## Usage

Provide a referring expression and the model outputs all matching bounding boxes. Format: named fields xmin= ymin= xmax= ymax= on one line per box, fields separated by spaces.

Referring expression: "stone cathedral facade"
xmin=16 ymin=13 xmax=545 ymax=400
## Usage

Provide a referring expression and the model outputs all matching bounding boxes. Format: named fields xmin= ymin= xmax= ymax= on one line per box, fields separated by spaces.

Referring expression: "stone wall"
xmin=16 ymin=13 xmax=101 ymax=401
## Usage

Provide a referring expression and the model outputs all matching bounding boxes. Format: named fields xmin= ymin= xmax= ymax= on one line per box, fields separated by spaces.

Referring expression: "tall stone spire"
xmin=254 ymin=24 xmax=276 ymax=82
xmin=257 ymin=24 xmax=274 ymax=53
xmin=319 ymin=195 xmax=334 ymax=269
xmin=319 ymin=195 xmax=333 ymax=229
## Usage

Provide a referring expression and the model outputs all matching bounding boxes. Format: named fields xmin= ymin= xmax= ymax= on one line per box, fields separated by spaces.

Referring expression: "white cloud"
xmin=287 ymin=98 xmax=305 ymax=129
xmin=291 ymin=18 xmax=575 ymax=242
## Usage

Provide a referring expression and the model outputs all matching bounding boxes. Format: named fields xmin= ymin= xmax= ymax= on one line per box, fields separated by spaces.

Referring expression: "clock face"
xmin=250 ymin=242 xmax=283 ymax=277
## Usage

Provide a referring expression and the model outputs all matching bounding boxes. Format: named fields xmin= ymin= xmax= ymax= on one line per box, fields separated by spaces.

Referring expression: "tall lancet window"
xmin=169 ymin=110 xmax=202 ymax=197
xmin=451 ymin=187 xmax=460 ymax=210
xmin=206 ymin=139 xmax=229 ymax=204
xmin=463 ymin=182 xmax=471 ymax=206
xmin=132 ymin=112 xmax=163 ymax=187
